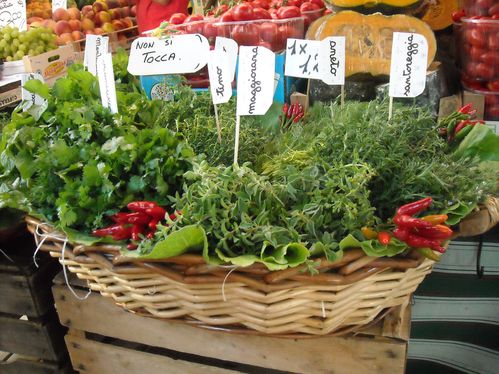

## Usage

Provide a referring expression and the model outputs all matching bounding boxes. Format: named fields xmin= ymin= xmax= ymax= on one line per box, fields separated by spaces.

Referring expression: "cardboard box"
xmin=23 ymin=45 xmax=77 ymax=86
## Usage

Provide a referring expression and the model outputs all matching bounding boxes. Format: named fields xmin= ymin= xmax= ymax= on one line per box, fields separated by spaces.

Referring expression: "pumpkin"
xmin=325 ymin=0 xmax=428 ymax=15
xmin=421 ymin=0 xmax=459 ymax=31
xmin=314 ymin=11 xmax=437 ymax=77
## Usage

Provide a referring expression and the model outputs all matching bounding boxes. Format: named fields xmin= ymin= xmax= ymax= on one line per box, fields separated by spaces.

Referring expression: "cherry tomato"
xmin=311 ymin=0 xmax=324 ymax=6
xmin=475 ymin=63 xmax=495 ymax=79
xmin=276 ymin=5 xmax=301 ymax=19
xmin=219 ymin=12 xmax=235 ymax=22
xmin=489 ymin=3 xmax=499 ymax=16
xmin=324 ymin=8 xmax=332 ymax=14
xmin=253 ymin=7 xmax=272 ymax=19
xmin=484 ymin=93 xmax=499 ymax=105
xmin=480 ymin=51 xmax=499 ymax=65
xmin=169 ymin=13 xmax=187 ymax=25
xmin=259 ymin=21 xmax=279 ymax=43
xmin=300 ymin=2 xmax=321 ymax=12
xmin=269 ymin=8 xmax=278 ymax=19
xmin=287 ymin=0 xmax=304 ymax=6
xmin=469 ymin=46 xmax=487 ymax=61
xmin=466 ymin=28 xmax=487 ymax=47
xmin=477 ymin=0 xmax=493 ymax=9
xmin=492 ymin=13 xmax=499 ymax=20
xmin=251 ymin=0 xmax=270 ymax=9
xmin=488 ymin=34 xmax=499 ymax=49
xmin=232 ymin=3 xmax=255 ymax=21
xmin=487 ymin=80 xmax=499 ymax=91
xmin=213 ymin=4 xmax=229 ymax=16
xmin=203 ymin=22 xmax=218 ymax=39
xmin=231 ymin=24 xmax=260 ymax=46
xmin=451 ymin=9 xmax=465 ymax=23
xmin=185 ymin=14 xmax=204 ymax=23
xmin=486 ymin=105 xmax=499 ymax=119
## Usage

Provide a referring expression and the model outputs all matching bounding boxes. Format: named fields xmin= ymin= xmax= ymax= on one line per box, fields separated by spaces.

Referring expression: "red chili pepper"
xmin=127 ymin=201 xmax=159 ymax=212
xmin=111 ymin=212 xmax=130 ymax=223
xmin=393 ymin=228 xmax=445 ymax=253
xmin=292 ymin=103 xmax=301 ymax=116
xmin=146 ymin=231 xmax=155 ymax=239
xmin=421 ymin=214 xmax=448 ymax=225
xmin=127 ymin=243 xmax=138 ymax=250
xmin=145 ymin=206 xmax=166 ymax=220
xmin=413 ymin=225 xmax=453 ymax=240
xmin=169 ymin=212 xmax=179 ymax=220
xmin=287 ymin=103 xmax=295 ymax=118
xmin=282 ymin=102 xmax=289 ymax=115
xmin=131 ymin=224 xmax=145 ymax=241
xmin=393 ymin=214 xmax=434 ymax=230
xmin=148 ymin=218 xmax=160 ymax=231
xmin=458 ymin=103 xmax=474 ymax=114
xmin=293 ymin=112 xmax=304 ymax=123
xmin=112 ymin=226 xmax=133 ymax=241
xmin=396 ymin=197 xmax=433 ymax=217
xmin=93 ymin=224 xmax=131 ymax=239
xmin=378 ymin=231 xmax=391 ymax=246
xmin=126 ymin=212 xmax=151 ymax=225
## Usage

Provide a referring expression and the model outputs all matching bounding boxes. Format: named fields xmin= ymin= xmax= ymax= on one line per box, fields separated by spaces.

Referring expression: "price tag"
xmin=389 ymin=32 xmax=428 ymax=98
xmin=127 ymin=35 xmax=210 ymax=76
xmin=207 ymin=49 xmax=232 ymax=105
xmin=0 ymin=0 xmax=27 ymax=31
xmin=84 ymin=35 xmax=109 ymax=77
xmin=214 ymin=36 xmax=238 ymax=81
xmin=320 ymin=37 xmax=345 ymax=86
xmin=236 ymin=46 xmax=275 ymax=116
xmin=97 ymin=52 xmax=118 ymax=114
xmin=21 ymin=73 xmax=47 ymax=119
xmin=52 ymin=0 xmax=67 ymax=12
xmin=285 ymin=39 xmax=322 ymax=80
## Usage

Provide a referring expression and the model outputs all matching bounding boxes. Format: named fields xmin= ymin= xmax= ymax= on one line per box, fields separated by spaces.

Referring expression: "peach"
xmin=81 ymin=5 xmax=93 ymax=15
xmin=28 ymin=16 xmax=44 ymax=24
xmin=130 ymin=5 xmax=136 ymax=17
xmin=71 ymin=30 xmax=84 ymax=41
xmin=105 ymin=0 xmax=120 ymax=9
xmin=111 ymin=19 xmax=125 ymax=30
xmin=94 ymin=28 xmax=104 ymax=35
xmin=68 ymin=19 xmax=81 ymax=31
xmin=81 ymin=18 xmax=95 ymax=32
xmin=67 ymin=7 xmax=81 ymax=20
xmin=55 ymin=20 xmax=72 ymax=35
xmin=57 ymin=33 xmax=74 ymax=45
xmin=52 ymin=8 xmax=69 ymax=22
xmin=43 ymin=19 xmax=57 ymax=32
xmin=121 ymin=16 xmax=133 ymax=28
xmin=101 ymin=22 xmax=115 ymax=33
xmin=119 ymin=6 xmax=130 ymax=17
xmin=95 ymin=11 xmax=112 ymax=26
xmin=92 ymin=1 xmax=109 ymax=13
xmin=109 ymin=8 xmax=121 ymax=20
xmin=84 ymin=10 xmax=95 ymax=21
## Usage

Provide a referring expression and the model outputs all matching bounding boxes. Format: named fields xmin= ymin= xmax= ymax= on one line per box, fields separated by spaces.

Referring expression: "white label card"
xmin=389 ymin=32 xmax=428 ymax=98
xmin=97 ymin=52 xmax=118 ymax=114
xmin=52 ymin=0 xmax=67 ymax=12
xmin=236 ymin=46 xmax=275 ymax=116
xmin=127 ymin=35 xmax=210 ymax=76
xmin=320 ymin=37 xmax=345 ymax=86
xmin=207 ymin=50 xmax=232 ymax=105
xmin=21 ymin=73 xmax=47 ymax=119
xmin=214 ymin=37 xmax=238 ymax=81
xmin=0 ymin=0 xmax=27 ymax=31
xmin=84 ymin=35 xmax=109 ymax=77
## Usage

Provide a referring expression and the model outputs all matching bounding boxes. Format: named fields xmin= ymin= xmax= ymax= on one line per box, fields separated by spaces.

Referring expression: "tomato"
xmin=486 ymin=105 xmax=499 ymax=119
xmin=489 ymin=3 xmax=499 ymax=16
xmin=287 ymin=0 xmax=304 ymax=7
xmin=269 ymin=8 xmax=278 ymax=19
xmin=465 ymin=28 xmax=487 ymax=47
xmin=451 ymin=9 xmax=465 ymax=23
xmin=231 ymin=24 xmax=260 ymax=46
xmin=492 ymin=13 xmax=499 ymax=20
xmin=185 ymin=14 xmax=204 ymax=23
xmin=251 ymin=0 xmax=270 ymax=9
xmin=300 ymin=2 xmax=321 ymax=12
xmin=259 ymin=21 xmax=279 ymax=43
xmin=488 ymin=34 xmax=499 ymax=49
xmin=232 ymin=4 xmax=255 ymax=21
xmin=219 ymin=12 xmax=235 ymax=22
xmin=476 ymin=0 xmax=493 ymax=9
xmin=475 ymin=63 xmax=495 ymax=79
xmin=253 ymin=7 xmax=272 ymax=19
xmin=486 ymin=80 xmax=499 ymax=91
xmin=469 ymin=46 xmax=487 ymax=61
xmin=169 ymin=13 xmax=187 ymax=25
xmin=184 ymin=16 xmax=205 ymax=34
xmin=203 ymin=22 xmax=218 ymax=39
xmin=276 ymin=6 xmax=301 ymax=19
xmin=310 ymin=0 xmax=324 ymax=7
xmin=480 ymin=51 xmax=499 ymax=65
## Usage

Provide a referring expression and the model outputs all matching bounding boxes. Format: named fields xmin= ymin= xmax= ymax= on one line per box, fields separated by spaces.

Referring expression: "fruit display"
xmin=307 ymin=11 xmax=437 ymax=77
xmin=0 ymin=26 xmax=57 ymax=61
xmin=28 ymin=0 xmax=137 ymax=45
xmin=324 ymin=0 xmax=427 ymax=15
xmin=27 ymin=0 xmax=51 ymax=20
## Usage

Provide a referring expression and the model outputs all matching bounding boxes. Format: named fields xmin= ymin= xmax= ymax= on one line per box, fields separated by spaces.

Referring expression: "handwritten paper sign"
xmin=52 ymin=0 xmax=67 ymax=12
xmin=320 ymin=37 xmax=345 ymax=86
xmin=214 ymin=36 xmax=238 ymax=81
xmin=389 ymin=32 xmax=428 ymax=98
xmin=208 ymin=49 xmax=232 ymax=105
xmin=21 ymin=73 xmax=47 ymax=119
xmin=236 ymin=46 xmax=275 ymax=116
xmin=84 ymin=35 xmax=109 ymax=76
xmin=97 ymin=52 xmax=118 ymax=114
xmin=0 ymin=0 xmax=27 ymax=31
xmin=127 ymin=35 xmax=210 ymax=76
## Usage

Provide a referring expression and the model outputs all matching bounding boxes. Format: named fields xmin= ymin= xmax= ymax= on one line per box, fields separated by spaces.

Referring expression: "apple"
xmin=119 ymin=6 xmax=130 ymax=17
xmin=81 ymin=18 xmax=95 ymax=32
xmin=55 ymin=20 xmax=72 ymax=35
xmin=84 ymin=10 xmax=96 ymax=21
xmin=57 ymin=33 xmax=74 ymax=45
xmin=101 ymin=22 xmax=115 ymax=33
xmin=121 ymin=16 xmax=133 ymax=28
xmin=81 ymin=5 xmax=93 ymax=15
xmin=68 ymin=19 xmax=81 ymax=31
xmin=109 ymin=8 xmax=121 ymax=20
xmin=95 ymin=11 xmax=112 ymax=26
xmin=67 ymin=7 xmax=81 ymax=20
xmin=71 ymin=30 xmax=84 ymax=41
xmin=93 ymin=1 xmax=109 ymax=13
xmin=94 ymin=27 xmax=104 ymax=35
xmin=105 ymin=0 xmax=121 ymax=9
xmin=111 ymin=19 xmax=125 ymax=30
xmin=130 ymin=5 xmax=136 ymax=17
xmin=53 ymin=8 xmax=69 ymax=22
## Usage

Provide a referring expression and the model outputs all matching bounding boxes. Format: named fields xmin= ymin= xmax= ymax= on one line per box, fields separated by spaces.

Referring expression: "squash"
xmin=325 ymin=0 xmax=428 ymax=15
xmin=305 ymin=14 xmax=331 ymax=39
xmin=314 ymin=11 xmax=437 ymax=77
xmin=421 ymin=0 xmax=459 ymax=31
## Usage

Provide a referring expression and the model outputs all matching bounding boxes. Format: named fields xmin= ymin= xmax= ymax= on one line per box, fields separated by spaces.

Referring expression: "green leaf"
xmin=454 ymin=124 xmax=499 ymax=163
xmin=23 ymin=79 xmax=50 ymax=100
xmin=339 ymin=233 xmax=407 ymax=257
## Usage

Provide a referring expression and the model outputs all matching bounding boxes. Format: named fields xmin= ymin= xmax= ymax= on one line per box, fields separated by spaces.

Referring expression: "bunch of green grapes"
xmin=0 ymin=26 xmax=57 ymax=62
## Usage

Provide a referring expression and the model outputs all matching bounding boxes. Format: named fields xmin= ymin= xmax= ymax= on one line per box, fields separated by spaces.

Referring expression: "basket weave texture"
xmin=27 ymin=216 xmax=434 ymax=336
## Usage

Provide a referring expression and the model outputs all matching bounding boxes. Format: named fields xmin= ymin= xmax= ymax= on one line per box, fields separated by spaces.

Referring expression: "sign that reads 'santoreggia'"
xmin=127 ymin=35 xmax=210 ymax=76
xmin=236 ymin=46 xmax=275 ymax=116
xmin=0 ymin=0 xmax=27 ymax=31
xmin=389 ymin=32 xmax=428 ymax=98
xmin=207 ymin=49 xmax=232 ymax=105
xmin=97 ymin=52 xmax=118 ymax=114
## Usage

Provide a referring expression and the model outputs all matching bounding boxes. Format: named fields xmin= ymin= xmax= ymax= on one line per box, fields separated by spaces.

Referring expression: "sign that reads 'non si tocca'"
xmin=389 ymin=32 xmax=428 ymax=98
xmin=127 ymin=35 xmax=210 ymax=76
xmin=236 ymin=46 xmax=275 ymax=116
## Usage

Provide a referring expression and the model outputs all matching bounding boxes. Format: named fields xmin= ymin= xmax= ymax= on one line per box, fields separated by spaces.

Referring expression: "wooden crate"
xmin=0 ymin=229 xmax=70 ymax=372
xmin=54 ymin=273 xmax=411 ymax=374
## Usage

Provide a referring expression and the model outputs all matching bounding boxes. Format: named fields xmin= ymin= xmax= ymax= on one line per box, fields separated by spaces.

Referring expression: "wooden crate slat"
xmin=54 ymin=284 xmax=407 ymax=374
xmin=65 ymin=334 xmax=240 ymax=374
xmin=0 ymin=313 xmax=66 ymax=361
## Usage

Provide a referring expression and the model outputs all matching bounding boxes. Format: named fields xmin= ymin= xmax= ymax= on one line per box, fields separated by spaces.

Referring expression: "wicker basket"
xmin=27 ymin=216 xmax=434 ymax=336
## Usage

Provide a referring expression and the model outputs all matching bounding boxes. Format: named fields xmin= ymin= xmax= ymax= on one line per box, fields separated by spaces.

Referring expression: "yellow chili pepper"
xmin=421 ymin=214 xmax=448 ymax=225
xmin=361 ymin=226 xmax=378 ymax=240
xmin=417 ymin=248 xmax=441 ymax=262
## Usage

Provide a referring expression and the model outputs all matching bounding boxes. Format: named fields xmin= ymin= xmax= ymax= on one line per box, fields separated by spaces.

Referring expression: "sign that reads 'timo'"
xmin=127 ymin=35 xmax=210 ymax=76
